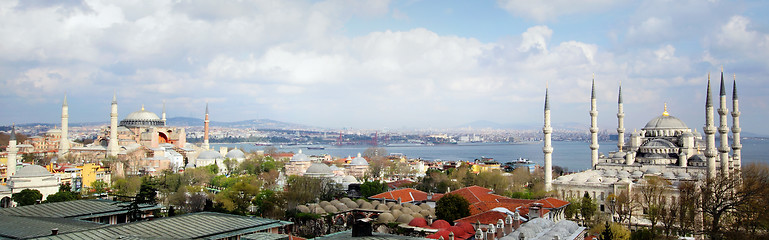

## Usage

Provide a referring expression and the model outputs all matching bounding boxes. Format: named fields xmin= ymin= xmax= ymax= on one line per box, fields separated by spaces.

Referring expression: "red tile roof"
xmin=454 ymin=210 xmax=508 ymax=225
xmin=387 ymin=179 xmax=415 ymax=189
xmin=448 ymin=186 xmax=509 ymax=205
xmin=469 ymin=202 xmax=524 ymax=216
xmin=368 ymin=188 xmax=428 ymax=203
xmin=535 ymin=197 xmax=570 ymax=209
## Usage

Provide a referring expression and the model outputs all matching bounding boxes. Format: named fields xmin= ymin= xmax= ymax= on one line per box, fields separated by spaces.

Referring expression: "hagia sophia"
xmin=546 ymin=70 xmax=743 ymax=213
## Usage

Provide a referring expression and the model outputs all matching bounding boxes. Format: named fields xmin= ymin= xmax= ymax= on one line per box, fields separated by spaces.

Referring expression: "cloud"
xmin=496 ymin=0 xmax=621 ymax=22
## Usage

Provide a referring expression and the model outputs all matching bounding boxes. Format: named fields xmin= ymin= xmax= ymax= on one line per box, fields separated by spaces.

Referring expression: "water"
xmin=212 ymin=139 xmax=769 ymax=172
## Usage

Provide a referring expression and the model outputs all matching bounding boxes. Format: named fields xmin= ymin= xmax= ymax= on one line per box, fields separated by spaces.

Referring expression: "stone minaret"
xmin=7 ymin=125 xmax=18 ymax=177
xmin=162 ymin=100 xmax=167 ymax=126
xmin=107 ymin=93 xmax=119 ymax=157
xmin=543 ymin=87 xmax=553 ymax=192
xmin=704 ymin=74 xmax=717 ymax=179
xmin=203 ymin=103 xmax=210 ymax=150
xmin=718 ymin=69 xmax=730 ymax=176
xmin=731 ymin=75 xmax=742 ymax=171
xmin=59 ymin=94 xmax=69 ymax=156
xmin=617 ymin=82 xmax=625 ymax=152
xmin=590 ymin=77 xmax=599 ymax=168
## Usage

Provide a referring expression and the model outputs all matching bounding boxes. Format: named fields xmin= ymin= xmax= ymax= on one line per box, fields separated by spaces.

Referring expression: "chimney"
xmin=513 ymin=212 xmax=521 ymax=230
xmin=518 ymin=232 xmax=525 ymax=240
xmin=487 ymin=224 xmax=496 ymax=240
xmin=51 ymin=228 xmax=59 ymax=235
xmin=351 ymin=210 xmax=374 ymax=237
xmin=449 ymin=231 xmax=455 ymax=240
xmin=475 ymin=227 xmax=484 ymax=240
xmin=427 ymin=215 xmax=434 ymax=225
xmin=398 ymin=197 xmax=402 ymax=204
xmin=496 ymin=219 xmax=505 ymax=238
xmin=504 ymin=214 xmax=513 ymax=234
xmin=553 ymin=236 xmax=560 ymax=240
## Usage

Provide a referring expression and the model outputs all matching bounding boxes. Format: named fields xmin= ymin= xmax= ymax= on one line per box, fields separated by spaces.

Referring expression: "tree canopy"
xmin=12 ymin=189 xmax=42 ymax=206
xmin=435 ymin=193 xmax=470 ymax=222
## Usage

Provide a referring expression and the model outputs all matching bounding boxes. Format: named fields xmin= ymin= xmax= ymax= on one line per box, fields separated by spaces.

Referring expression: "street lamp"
xmin=610 ymin=198 xmax=616 ymax=222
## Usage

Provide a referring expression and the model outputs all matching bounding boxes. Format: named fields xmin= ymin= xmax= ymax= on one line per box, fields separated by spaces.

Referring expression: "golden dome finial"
xmin=141 ymin=104 xmax=145 ymax=111
xmin=663 ymin=103 xmax=669 ymax=116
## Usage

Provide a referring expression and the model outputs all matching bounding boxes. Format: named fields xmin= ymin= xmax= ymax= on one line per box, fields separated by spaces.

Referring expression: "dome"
xmin=377 ymin=213 xmax=395 ymax=223
xmin=349 ymin=153 xmax=369 ymax=166
xmin=120 ymin=108 xmax=164 ymax=127
xmin=644 ymin=114 xmax=688 ymax=130
xmin=662 ymin=171 xmax=677 ymax=179
xmin=290 ymin=150 xmax=310 ymax=162
xmin=11 ymin=165 xmax=53 ymax=178
xmin=343 ymin=175 xmax=358 ymax=183
xmin=305 ymin=163 xmax=333 ymax=176
xmin=677 ymin=172 xmax=692 ymax=180
xmin=46 ymin=128 xmax=61 ymax=135
xmin=645 ymin=167 xmax=661 ymax=174
xmin=225 ymin=149 xmax=245 ymax=159
xmin=198 ymin=150 xmax=222 ymax=160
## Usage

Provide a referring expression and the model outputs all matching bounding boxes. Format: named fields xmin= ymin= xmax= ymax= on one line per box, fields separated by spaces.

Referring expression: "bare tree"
xmin=637 ymin=175 xmax=669 ymax=235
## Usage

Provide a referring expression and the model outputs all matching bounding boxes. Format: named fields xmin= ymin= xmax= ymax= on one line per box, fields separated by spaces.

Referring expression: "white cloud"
xmin=496 ymin=0 xmax=620 ymax=22
xmin=518 ymin=26 xmax=553 ymax=53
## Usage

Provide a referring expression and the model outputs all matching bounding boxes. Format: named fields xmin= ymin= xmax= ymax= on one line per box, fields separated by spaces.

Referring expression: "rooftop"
xmin=0 ymin=199 xmax=160 ymax=220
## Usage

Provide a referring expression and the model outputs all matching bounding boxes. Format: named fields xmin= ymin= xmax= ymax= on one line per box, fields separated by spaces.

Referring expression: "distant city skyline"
xmin=1 ymin=0 xmax=769 ymax=135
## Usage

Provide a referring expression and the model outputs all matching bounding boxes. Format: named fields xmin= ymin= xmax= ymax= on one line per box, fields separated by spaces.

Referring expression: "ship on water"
xmin=503 ymin=157 xmax=535 ymax=173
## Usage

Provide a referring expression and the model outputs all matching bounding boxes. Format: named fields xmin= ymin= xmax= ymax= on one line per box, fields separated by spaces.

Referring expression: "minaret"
xmin=718 ymin=68 xmax=730 ymax=176
xmin=543 ymin=86 xmax=553 ymax=192
xmin=617 ymin=82 xmax=625 ymax=152
xmin=162 ymin=100 xmax=167 ymax=126
xmin=589 ymin=76 xmax=599 ymax=169
xmin=731 ymin=75 xmax=742 ymax=171
xmin=202 ymin=103 xmax=210 ymax=150
xmin=107 ymin=93 xmax=119 ymax=157
xmin=7 ymin=124 xmax=18 ymax=177
xmin=59 ymin=94 xmax=70 ymax=156
xmin=704 ymin=74 xmax=717 ymax=179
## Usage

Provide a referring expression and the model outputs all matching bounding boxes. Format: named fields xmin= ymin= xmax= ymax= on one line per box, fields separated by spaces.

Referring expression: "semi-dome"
xmin=348 ymin=153 xmax=369 ymax=166
xmin=644 ymin=115 xmax=688 ymax=130
xmin=198 ymin=150 xmax=223 ymax=160
xmin=11 ymin=165 xmax=53 ymax=178
xmin=225 ymin=149 xmax=245 ymax=159
xmin=121 ymin=107 xmax=164 ymax=127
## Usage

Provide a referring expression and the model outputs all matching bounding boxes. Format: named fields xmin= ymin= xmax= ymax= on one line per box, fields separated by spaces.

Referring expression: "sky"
xmin=1 ymin=0 xmax=769 ymax=135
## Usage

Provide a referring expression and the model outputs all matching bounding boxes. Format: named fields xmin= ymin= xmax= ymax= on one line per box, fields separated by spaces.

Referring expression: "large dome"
xmin=121 ymin=107 xmax=164 ymax=127
xmin=290 ymin=150 xmax=310 ymax=162
xmin=198 ymin=150 xmax=223 ymax=160
xmin=225 ymin=149 xmax=245 ymax=159
xmin=305 ymin=162 xmax=333 ymax=176
xmin=348 ymin=153 xmax=369 ymax=166
xmin=644 ymin=115 xmax=688 ymax=130
xmin=11 ymin=165 xmax=53 ymax=178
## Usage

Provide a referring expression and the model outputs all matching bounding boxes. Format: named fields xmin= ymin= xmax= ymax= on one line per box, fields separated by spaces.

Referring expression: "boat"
xmin=503 ymin=158 xmax=535 ymax=172
xmin=307 ymin=146 xmax=325 ymax=150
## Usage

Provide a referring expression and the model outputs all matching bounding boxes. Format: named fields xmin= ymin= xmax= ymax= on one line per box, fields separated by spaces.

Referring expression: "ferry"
xmin=503 ymin=158 xmax=535 ymax=172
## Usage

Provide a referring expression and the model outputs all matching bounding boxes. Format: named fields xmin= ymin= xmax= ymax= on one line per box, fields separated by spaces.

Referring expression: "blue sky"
xmin=1 ymin=0 xmax=768 ymax=135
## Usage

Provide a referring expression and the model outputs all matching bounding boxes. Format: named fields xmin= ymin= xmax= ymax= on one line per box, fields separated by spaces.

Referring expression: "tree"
xmin=700 ymin=164 xmax=767 ymax=240
xmin=12 ymin=189 xmax=42 ymax=206
xmin=564 ymin=197 xmax=581 ymax=219
xmin=580 ymin=192 xmax=597 ymax=225
xmin=253 ymin=189 xmax=286 ymax=219
xmin=676 ymin=182 xmax=698 ymax=237
xmin=637 ymin=175 xmax=669 ymax=235
xmin=590 ymin=222 xmax=630 ymax=240
xmin=216 ymin=180 xmax=260 ymax=215
xmin=614 ymin=190 xmax=636 ymax=227
xmin=45 ymin=191 xmax=79 ymax=203
xmin=263 ymin=146 xmax=278 ymax=156
xmin=435 ymin=193 xmax=470 ymax=222
xmin=91 ymin=180 xmax=109 ymax=197
xmin=360 ymin=181 xmax=388 ymax=198
xmin=222 ymin=158 xmax=238 ymax=175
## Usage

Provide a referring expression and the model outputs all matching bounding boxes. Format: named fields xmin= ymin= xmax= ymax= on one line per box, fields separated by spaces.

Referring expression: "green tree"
xmin=360 ymin=180 xmax=388 ymax=198
xmin=12 ymin=189 xmax=42 ymax=206
xmin=91 ymin=180 xmax=109 ymax=197
xmin=592 ymin=221 xmax=630 ymax=240
xmin=435 ymin=193 xmax=470 ymax=222
xmin=580 ymin=192 xmax=597 ymax=225
xmin=223 ymin=158 xmax=238 ymax=175
xmin=45 ymin=191 xmax=79 ymax=203
xmin=564 ymin=197 xmax=581 ymax=219
xmin=216 ymin=180 xmax=260 ymax=215
xmin=253 ymin=189 xmax=286 ymax=219
xmin=204 ymin=164 xmax=219 ymax=175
